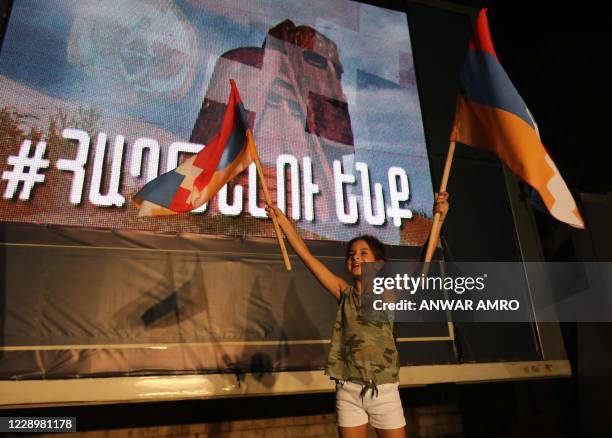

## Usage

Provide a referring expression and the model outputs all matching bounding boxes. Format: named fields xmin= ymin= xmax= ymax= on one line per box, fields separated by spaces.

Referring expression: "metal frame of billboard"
xmin=0 ymin=359 xmax=570 ymax=408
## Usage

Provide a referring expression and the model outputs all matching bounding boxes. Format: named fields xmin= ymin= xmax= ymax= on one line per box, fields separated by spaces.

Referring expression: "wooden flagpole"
xmin=424 ymin=141 xmax=456 ymax=262
xmin=246 ymin=130 xmax=292 ymax=271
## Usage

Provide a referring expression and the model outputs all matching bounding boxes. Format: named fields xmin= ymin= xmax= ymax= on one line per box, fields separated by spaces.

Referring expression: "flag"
xmin=134 ymin=79 xmax=257 ymax=216
xmin=450 ymin=9 xmax=584 ymax=228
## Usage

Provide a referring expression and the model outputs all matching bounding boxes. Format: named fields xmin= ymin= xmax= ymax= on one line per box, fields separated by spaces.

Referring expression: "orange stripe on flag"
xmin=452 ymin=95 xmax=584 ymax=228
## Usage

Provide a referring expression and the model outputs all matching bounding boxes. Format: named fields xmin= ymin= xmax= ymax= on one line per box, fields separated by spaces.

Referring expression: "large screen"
xmin=0 ymin=0 xmax=433 ymax=246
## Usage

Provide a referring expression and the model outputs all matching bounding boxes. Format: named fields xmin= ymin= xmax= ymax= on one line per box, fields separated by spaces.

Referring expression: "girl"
xmin=266 ymin=192 xmax=449 ymax=438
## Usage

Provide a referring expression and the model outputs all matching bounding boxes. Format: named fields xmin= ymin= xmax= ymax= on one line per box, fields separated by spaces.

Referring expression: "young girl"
xmin=266 ymin=192 xmax=449 ymax=438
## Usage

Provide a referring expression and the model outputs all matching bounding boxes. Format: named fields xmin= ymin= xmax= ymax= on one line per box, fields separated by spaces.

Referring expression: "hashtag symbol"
xmin=2 ymin=140 xmax=50 ymax=200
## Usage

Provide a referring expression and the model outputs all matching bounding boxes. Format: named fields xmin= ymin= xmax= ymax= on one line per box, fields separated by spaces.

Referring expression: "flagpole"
xmin=424 ymin=140 xmax=456 ymax=262
xmin=246 ymin=130 xmax=292 ymax=271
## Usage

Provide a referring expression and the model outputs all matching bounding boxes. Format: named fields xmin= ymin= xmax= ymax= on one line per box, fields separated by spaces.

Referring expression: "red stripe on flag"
xmin=193 ymin=134 xmax=222 ymax=191
xmin=468 ymin=9 xmax=497 ymax=58
xmin=169 ymin=186 xmax=193 ymax=212
xmin=230 ymin=79 xmax=243 ymax=102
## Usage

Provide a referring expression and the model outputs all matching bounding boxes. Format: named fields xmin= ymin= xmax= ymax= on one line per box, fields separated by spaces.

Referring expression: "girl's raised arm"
xmin=266 ymin=205 xmax=348 ymax=300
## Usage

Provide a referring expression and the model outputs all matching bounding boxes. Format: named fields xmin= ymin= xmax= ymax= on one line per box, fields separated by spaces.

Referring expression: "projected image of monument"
xmin=189 ymin=18 xmax=432 ymax=244
xmin=189 ymin=20 xmax=353 ymax=237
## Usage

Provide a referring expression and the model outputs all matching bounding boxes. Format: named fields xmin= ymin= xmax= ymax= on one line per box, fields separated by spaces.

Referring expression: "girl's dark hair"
xmin=345 ymin=235 xmax=386 ymax=261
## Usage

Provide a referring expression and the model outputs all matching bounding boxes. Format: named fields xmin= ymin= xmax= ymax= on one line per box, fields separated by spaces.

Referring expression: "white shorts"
xmin=335 ymin=380 xmax=406 ymax=430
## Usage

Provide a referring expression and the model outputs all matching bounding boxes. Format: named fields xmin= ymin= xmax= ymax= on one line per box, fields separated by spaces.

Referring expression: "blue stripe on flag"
xmin=136 ymin=170 xmax=185 ymax=208
xmin=216 ymin=108 xmax=248 ymax=171
xmin=237 ymin=102 xmax=249 ymax=127
xmin=461 ymin=51 xmax=535 ymax=129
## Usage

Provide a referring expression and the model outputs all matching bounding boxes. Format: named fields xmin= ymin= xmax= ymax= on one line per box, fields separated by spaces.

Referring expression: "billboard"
xmin=0 ymin=0 xmax=433 ymax=246
xmin=0 ymin=2 xmax=558 ymax=398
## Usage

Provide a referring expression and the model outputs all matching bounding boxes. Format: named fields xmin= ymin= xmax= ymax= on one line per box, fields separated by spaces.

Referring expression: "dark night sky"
xmin=470 ymin=1 xmax=612 ymax=194
xmin=369 ymin=0 xmax=612 ymax=195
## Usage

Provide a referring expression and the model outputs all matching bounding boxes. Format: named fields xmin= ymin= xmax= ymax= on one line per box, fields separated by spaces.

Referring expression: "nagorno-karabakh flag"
xmin=134 ymin=79 xmax=257 ymax=216
xmin=451 ymin=9 xmax=584 ymax=228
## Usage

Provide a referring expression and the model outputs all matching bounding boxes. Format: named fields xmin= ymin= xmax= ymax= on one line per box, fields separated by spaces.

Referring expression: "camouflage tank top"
xmin=325 ymin=286 xmax=399 ymax=388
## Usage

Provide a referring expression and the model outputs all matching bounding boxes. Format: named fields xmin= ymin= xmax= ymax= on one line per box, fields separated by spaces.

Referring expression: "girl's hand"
xmin=434 ymin=191 xmax=449 ymax=219
xmin=265 ymin=204 xmax=286 ymax=222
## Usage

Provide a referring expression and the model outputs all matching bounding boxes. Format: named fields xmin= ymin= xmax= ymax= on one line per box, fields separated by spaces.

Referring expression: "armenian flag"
xmin=451 ymin=9 xmax=584 ymax=228
xmin=134 ymin=80 xmax=256 ymax=216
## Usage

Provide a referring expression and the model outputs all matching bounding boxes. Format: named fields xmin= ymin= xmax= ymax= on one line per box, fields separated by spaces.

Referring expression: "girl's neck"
xmin=353 ymin=279 xmax=362 ymax=295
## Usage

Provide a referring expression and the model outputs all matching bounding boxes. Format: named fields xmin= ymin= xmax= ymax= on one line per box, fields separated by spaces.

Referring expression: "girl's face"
xmin=346 ymin=239 xmax=379 ymax=279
